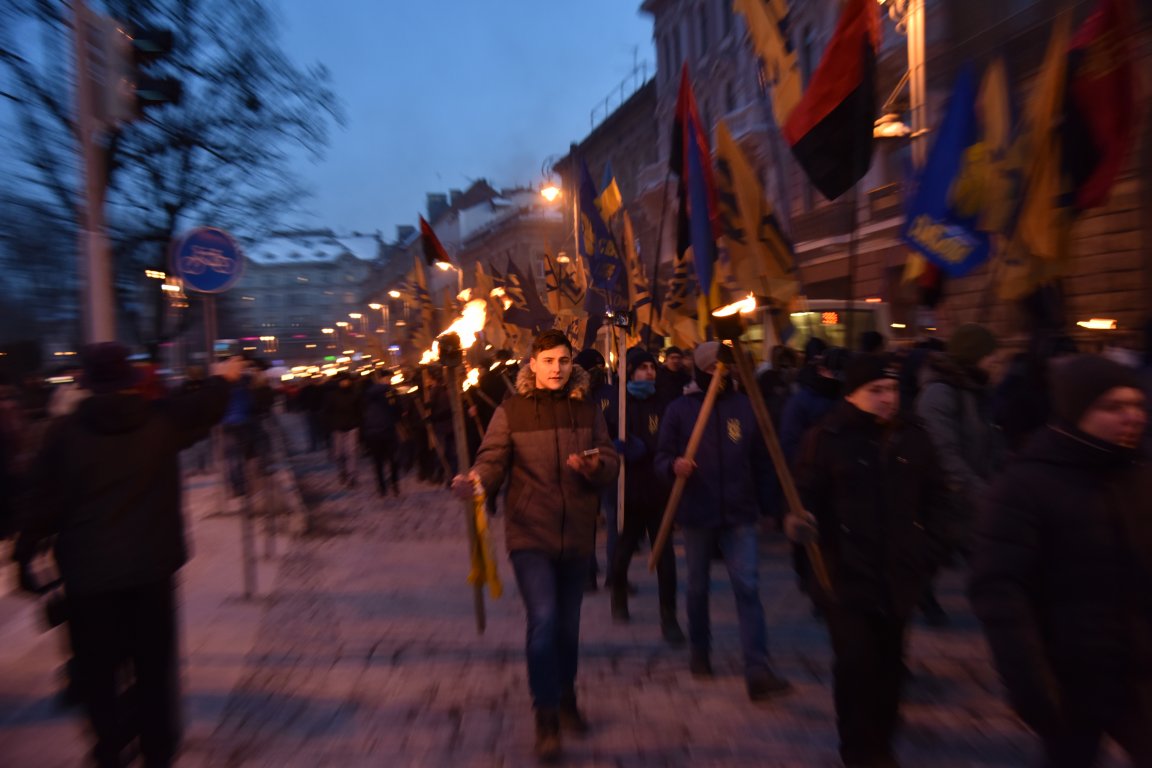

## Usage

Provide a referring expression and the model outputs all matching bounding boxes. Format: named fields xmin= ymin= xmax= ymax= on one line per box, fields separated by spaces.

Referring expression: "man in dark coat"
xmin=362 ymin=370 xmax=401 ymax=497
xmin=453 ymin=330 xmax=618 ymax=763
xmin=789 ymin=353 xmax=946 ymax=768
xmin=655 ymin=342 xmax=791 ymax=701
xmin=606 ymin=348 xmax=684 ymax=645
xmin=969 ymin=355 xmax=1152 ymax=768
xmin=322 ymin=372 xmax=362 ymax=487
xmin=16 ymin=343 xmax=242 ymax=768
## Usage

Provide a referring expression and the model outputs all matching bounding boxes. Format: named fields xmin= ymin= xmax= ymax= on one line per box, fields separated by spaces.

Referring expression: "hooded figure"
xmin=970 ymin=355 xmax=1152 ymax=768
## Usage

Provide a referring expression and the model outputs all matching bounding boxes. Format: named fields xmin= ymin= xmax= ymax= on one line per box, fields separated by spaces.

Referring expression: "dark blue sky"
xmin=277 ymin=1 xmax=655 ymax=237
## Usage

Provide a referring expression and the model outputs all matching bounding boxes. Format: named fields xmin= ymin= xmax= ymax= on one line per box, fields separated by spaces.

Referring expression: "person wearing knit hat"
xmin=606 ymin=345 xmax=685 ymax=646
xmin=970 ymin=357 xmax=1150 ymax=766
xmin=655 ymin=339 xmax=792 ymax=701
xmin=789 ymin=352 xmax=947 ymax=767
xmin=915 ymin=323 xmax=1005 ymax=626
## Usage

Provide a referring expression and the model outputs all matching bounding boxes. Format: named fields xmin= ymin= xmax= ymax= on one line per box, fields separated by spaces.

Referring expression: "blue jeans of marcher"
xmin=510 ymin=550 xmax=590 ymax=710
xmin=681 ymin=524 xmax=770 ymax=675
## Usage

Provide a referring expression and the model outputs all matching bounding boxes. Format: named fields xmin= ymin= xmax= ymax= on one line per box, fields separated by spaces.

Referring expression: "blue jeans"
xmin=510 ymin=550 xmax=589 ymax=710
xmin=682 ymin=524 xmax=770 ymax=674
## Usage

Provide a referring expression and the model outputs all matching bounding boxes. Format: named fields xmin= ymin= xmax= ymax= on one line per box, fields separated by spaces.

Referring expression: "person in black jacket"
xmin=607 ymin=348 xmax=684 ymax=645
xmin=15 ymin=343 xmax=242 ymax=768
xmin=789 ymin=354 xmax=946 ymax=768
xmin=362 ymin=370 xmax=401 ymax=497
xmin=323 ymin=372 xmax=363 ymax=487
xmin=969 ymin=355 xmax=1152 ymax=768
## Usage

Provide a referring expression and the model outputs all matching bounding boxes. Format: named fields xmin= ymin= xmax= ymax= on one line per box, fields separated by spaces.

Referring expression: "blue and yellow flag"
xmin=596 ymin=162 xmax=623 ymax=220
xmin=901 ymin=64 xmax=992 ymax=278
xmin=578 ymin=159 xmax=623 ymax=295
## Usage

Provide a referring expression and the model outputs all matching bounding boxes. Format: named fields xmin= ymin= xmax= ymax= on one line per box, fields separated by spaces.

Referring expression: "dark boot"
xmin=610 ymin=586 xmax=630 ymax=623
xmin=534 ymin=708 xmax=561 ymax=763
xmin=746 ymin=667 xmax=793 ymax=701
xmin=690 ymin=648 xmax=713 ymax=678
xmin=558 ymin=693 xmax=590 ymax=735
xmin=660 ymin=615 xmax=686 ymax=646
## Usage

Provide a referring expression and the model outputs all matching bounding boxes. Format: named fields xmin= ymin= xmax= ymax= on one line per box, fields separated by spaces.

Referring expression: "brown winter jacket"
xmin=471 ymin=364 xmax=618 ymax=558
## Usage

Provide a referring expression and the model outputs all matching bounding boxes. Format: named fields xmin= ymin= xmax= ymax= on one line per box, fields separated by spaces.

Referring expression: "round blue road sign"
xmin=171 ymin=227 xmax=244 ymax=293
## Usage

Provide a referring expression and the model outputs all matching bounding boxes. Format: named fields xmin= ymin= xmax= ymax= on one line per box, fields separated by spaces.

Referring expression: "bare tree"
xmin=0 ymin=0 xmax=343 ymax=352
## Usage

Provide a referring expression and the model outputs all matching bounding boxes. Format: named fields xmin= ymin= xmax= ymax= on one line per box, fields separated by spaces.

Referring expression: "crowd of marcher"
xmin=2 ymin=319 xmax=1150 ymax=768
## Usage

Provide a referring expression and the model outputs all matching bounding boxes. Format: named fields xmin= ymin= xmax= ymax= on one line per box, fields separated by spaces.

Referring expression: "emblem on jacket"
xmin=648 ymin=414 xmax=659 ymax=435
xmin=727 ymin=418 xmax=741 ymax=443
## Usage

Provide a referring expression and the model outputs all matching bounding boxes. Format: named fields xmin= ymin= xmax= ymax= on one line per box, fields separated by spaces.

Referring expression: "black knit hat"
xmin=1051 ymin=355 xmax=1142 ymax=426
xmin=842 ymin=353 xmax=899 ymax=396
xmin=947 ymin=323 xmax=998 ymax=368
xmin=573 ymin=348 xmax=605 ymax=371
xmin=626 ymin=347 xmax=656 ymax=379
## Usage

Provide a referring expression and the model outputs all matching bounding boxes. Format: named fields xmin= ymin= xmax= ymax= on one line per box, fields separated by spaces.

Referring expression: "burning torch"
xmin=707 ymin=295 xmax=833 ymax=598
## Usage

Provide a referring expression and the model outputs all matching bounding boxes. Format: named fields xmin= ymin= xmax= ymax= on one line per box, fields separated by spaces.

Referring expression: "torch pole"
xmin=730 ymin=338 xmax=833 ymax=598
xmin=648 ymin=361 xmax=727 ymax=572
xmin=443 ymin=349 xmax=487 ymax=634
xmin=616 ymin=324 xmax=627 ymax=535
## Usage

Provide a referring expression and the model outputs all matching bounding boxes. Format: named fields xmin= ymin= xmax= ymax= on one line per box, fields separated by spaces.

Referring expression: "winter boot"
xmin=746 ymin=667 xmax=793 ymax=701
xmin=689 ymin=648 xmax=713 ymax=678
xmin=610 ymin=586 xmax=630 ymax=623
xmin=534 ymin=708 xmax=561 ymax=763
xmin=660 ymin=616 xmax=686 ymax=646
xmin=558 ymin=693 xmax=590 ymax=735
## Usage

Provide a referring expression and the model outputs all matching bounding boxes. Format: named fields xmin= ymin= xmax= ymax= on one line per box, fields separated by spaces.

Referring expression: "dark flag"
xmin=671 ymin=65 xmax=721 ymax=309
xmin=504 ymin=257 xmax=553 ymax=334
xmin=782 ymin=0 xmax=880 ymax=201
xmin=419 ymin=215 xmax=451 ymax=267
xmin=1063 ymin=0 xmax=1136 ymax=211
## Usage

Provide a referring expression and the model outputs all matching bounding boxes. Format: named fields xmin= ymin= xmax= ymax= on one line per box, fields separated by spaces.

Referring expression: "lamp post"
xmin=879 ymin=0 xmax=928 ymax=167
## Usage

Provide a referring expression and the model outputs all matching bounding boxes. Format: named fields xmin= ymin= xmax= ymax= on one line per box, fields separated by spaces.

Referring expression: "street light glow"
xmin=388 ymin=290 xmax=401 ymax=298
xmin=368 ymin=303 xmax=382 ymax=310
xmin=541 ymin=184 xmax=561 ymax=202
xmin=435 ymin=261 xmax=454 ymax=272
xmin=349 ymin=312 xmax=362 ymax=319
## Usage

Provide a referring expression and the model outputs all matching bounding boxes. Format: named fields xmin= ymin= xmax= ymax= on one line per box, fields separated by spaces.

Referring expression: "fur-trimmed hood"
xmin=515 ymin=363 xmax=590 ymax=400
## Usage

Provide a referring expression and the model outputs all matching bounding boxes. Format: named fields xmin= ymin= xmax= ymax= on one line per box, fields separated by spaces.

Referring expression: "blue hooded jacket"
xmin=655 ymin=386 xmax=772 ymax=528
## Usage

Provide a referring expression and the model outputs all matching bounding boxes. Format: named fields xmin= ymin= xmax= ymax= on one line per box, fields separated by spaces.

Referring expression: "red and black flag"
xmin=1063 ymin=0 xmax=1137 ymax=212
xmin=419 ymin=215 xmax=451 ymax=267
xmin=782 ymin=0 xmax=880 ymax=201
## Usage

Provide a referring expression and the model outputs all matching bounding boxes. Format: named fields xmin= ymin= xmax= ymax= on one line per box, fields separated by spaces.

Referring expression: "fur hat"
xmin=693 ymin=342 xmax=721 ymax=372
xmin=1051 ymin=355 xmax=1142 ymax=426
xmin=80 ymin=342 xmax=140 ymax=394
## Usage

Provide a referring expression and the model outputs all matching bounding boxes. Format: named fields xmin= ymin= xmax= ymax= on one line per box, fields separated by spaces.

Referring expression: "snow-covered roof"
xmin=244 ymin=232 xmax=381 ymax=267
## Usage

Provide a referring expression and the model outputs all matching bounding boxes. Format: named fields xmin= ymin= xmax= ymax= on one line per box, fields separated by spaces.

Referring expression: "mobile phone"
xmin=580 ymin=448 xmax=600 ymax=458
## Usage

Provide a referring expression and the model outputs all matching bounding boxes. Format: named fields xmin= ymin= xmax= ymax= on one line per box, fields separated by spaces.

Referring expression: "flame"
xmin=419 ymin=299 xmax=489 ymax=365
xmin=463 ymin=368 xmax=480 ymax=390
xmin=712 ymin=293 xmax=758 ymax=317
xmin=458 ymin=288 xmax=472 ymax=302
xmin=490 ymin=286 xmax=512 ymax=310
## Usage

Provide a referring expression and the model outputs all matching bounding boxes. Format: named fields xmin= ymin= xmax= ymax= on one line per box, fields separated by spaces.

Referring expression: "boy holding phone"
xmin=453 ymin=330 xmax=618 ymax=763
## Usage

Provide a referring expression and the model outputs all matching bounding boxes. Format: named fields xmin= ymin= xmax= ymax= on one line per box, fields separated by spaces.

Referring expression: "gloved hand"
xmin=784 ymin=509 xmax=819 ymax=544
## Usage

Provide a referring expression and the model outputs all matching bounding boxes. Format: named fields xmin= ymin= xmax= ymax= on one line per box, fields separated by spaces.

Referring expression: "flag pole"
xmin=616 ymin=323 xmax=627 ymax=536
xmin=845 ymin=183 xmax=860 ymax=350
xmin=646 ymin=171 xmax=675 ymax=349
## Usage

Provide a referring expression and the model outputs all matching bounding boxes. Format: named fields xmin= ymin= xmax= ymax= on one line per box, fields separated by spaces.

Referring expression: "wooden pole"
xmin=616 ymin=325 xmax=627 ymax=535
xmin=445 ymin=359 xmax=487 ymax=634
xmin=730 ymin=338 xmax=833 ymax=597
xmin=647 ymin=361 xmax=727 ymax=571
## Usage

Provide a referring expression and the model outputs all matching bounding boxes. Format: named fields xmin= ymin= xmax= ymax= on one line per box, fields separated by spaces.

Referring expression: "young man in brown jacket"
xmin=453 ymin=330 xmax=618 ymax=763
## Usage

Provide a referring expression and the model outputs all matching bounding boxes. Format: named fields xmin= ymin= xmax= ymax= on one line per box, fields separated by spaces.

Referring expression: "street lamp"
xmin=541 ymin=183 xmax=560 ymax=202
xmin=878 ymin=0 xmax=927 ymax=166
xmin=388 ymin=290 xmax=401 ymax=299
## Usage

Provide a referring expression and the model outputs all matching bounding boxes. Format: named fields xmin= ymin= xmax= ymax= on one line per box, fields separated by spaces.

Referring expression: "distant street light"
xmin=388 ymin=290 xmax=401 ymax=299
xmin=541 ymin=184 xmax=560 ymax=202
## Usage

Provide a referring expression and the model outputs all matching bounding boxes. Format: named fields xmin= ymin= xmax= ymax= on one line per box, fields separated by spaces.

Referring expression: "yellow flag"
xmin=732 ymin=0 xmax=802 ymax=127
xmin=998 ymin=14 xmax=1073 ymax=300
xmin=596 ymin=176 xmax=623 ymax=220
xmin=714 ymin=120 xmax=798 ymax=303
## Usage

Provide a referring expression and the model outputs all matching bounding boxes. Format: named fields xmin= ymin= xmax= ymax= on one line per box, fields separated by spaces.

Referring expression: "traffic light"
xmin=104 ymin=23 xmax=182 ymax=123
